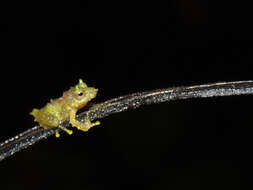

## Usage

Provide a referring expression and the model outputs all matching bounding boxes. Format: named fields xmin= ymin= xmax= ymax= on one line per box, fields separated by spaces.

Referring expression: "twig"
xmin=1 ymin=81 xmax=253 ymax=161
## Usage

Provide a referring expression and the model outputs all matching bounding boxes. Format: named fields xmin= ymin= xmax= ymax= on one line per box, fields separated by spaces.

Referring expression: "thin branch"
xmin=1 ymin=81 xmax=253 ymax=161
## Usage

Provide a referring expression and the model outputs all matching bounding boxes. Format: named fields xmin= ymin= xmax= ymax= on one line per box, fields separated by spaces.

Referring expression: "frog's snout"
xmin=87 ymin=87 xmax=98 ymax=99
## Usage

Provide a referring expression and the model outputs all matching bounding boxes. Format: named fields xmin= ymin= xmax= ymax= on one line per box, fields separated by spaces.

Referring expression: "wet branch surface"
xmin=1 ymin=81 xmax=253 ymax=161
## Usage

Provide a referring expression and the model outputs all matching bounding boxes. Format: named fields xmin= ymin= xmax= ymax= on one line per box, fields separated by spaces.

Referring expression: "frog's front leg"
xmin=69 ymin=110 xmax=100 ymax=132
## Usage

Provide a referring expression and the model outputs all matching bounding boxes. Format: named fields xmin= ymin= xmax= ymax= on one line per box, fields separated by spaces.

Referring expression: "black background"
xmin=1 ymin=0 xmax=253 ymax=189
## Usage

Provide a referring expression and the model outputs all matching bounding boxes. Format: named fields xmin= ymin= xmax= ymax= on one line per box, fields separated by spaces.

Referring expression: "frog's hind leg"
xmin=56 ymin=125 xmax=73 ymax=137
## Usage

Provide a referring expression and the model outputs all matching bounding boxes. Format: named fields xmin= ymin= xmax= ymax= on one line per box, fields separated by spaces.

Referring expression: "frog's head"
xmin=71 ymin=79 xmax=98 ymax=109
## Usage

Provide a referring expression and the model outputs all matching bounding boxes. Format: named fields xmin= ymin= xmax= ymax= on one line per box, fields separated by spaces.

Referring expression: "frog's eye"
xmin=75 ymin=91 xmax=85 ymax=98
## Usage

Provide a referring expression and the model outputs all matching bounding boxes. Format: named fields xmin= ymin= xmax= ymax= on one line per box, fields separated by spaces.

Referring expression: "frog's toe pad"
xmin=92 ymin=121 xmax=100 ymax=127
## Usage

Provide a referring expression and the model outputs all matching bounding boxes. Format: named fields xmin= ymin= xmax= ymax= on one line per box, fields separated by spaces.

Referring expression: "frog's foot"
xmin=56 ymin=125 xmax=73 ymax=137
xmin=76 ymin=120 xmax=100 ymax=132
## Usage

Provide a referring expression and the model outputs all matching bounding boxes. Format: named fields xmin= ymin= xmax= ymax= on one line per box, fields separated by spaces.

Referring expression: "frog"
xmin=30 ymin=79 xmax=100 ymax=137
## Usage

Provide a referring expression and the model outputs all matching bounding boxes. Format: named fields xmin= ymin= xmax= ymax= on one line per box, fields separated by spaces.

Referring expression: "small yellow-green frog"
xmin=30 ymin=79 xmax=100 ymax=137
